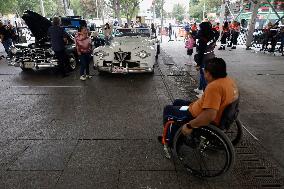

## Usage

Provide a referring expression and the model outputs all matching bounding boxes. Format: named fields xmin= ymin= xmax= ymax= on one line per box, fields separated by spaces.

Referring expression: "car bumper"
xmin=97 ymin=66 xmax=153 ymax=73
xmin=8 ymin=58 xmax=59 ymax=69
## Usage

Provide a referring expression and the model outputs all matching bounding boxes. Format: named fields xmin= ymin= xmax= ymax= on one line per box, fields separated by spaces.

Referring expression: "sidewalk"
xmin=160 ymin=38 xmax=284 ymax=177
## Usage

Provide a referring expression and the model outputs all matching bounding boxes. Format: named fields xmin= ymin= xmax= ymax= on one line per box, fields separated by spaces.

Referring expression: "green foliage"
xmin=172 ymin=3 xmax=185 ymax=23
xmin=189 ymin=0 xmax=222 ymax=20
xmin=121 ymin=0 xmax=140 ymax=24
xmin=0 ymin=0 xmax=61 ymax=17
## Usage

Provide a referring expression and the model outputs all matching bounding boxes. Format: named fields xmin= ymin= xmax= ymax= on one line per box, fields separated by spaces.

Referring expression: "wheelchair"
xmin=161 ymin=99 xmax=242 ymax=178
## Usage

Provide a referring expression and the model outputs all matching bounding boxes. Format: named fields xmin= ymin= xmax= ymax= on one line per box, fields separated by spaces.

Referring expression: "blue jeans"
xmin=163 ymin=99 xmax=194 ymax=125
xmin=2 ymin=38 xmax=12 ymax=56
xmin=163 ymin=99 xmax=194 ymax=143
xmin=198 ymin=68 xmax=207 ymax=91
xmin=79 ymin=53 xmax=91 ymax=76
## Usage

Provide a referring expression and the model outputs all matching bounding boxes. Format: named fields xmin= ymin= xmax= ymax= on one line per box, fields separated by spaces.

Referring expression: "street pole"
xmin=160 ymin=0 xmax=164 ymax=43
xmin=203 ymin=2 xmax=206 ymax=20
xmin=39 ymin=0 xmax=46 ymax=17
xmin=246 ymin=0 xmax=261 ymax=50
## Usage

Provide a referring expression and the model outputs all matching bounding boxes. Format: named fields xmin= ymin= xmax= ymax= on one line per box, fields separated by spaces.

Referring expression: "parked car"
xmin=93 ymin=27 xmax=160 ymax=74
xmin=8 ymin=10 xmax=85 ymax=72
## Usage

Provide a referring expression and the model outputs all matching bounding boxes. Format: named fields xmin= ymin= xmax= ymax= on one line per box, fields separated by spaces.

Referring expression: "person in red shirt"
xmin=231 ymin=21 xmax=241 ymax=49
xmin=75 ymin=26 xmax=92 ymax=81
xmin=218 ymin=22 xmax=229 ymax=50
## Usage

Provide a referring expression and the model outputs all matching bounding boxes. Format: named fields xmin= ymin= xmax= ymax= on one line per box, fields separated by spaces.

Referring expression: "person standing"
xmin=47 ymin=17 xmax=68 ymax=77
xmin=103 ymin=23 xmax=112 ymax=45
xmin=231 ymin=21 xmax=240 ymax=50
xmin=218 ymin=21 xmax=229 ymax=50
xmin=75 ymin=26 xmax=92 ymax=81
xmin=185 ymin=33 xmax=195 ymax=65
xmin=151 ymin=23 xmax=156 ymax=37
xmin=168 ymin=23 xmax=172 ymax=41
xmin=194 ymin=22 xmax=216 ymax=98
xmin=0 ymin=21 xmax=13 ymax=57
xmin=279 ymin=27 xmax=284 ymax=56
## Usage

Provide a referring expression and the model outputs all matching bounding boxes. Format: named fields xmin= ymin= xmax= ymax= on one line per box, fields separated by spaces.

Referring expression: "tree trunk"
xmin=115 ymin=0 xmax=121 ymax=25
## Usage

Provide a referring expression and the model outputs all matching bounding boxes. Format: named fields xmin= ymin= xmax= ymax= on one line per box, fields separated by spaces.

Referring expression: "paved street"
xmin=0 ymin=40 xmax=284 ymax=189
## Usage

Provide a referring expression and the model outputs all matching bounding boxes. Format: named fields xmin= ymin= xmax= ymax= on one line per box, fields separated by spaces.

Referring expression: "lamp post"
xmin=160 ymin=0 xmax=164 ymax=43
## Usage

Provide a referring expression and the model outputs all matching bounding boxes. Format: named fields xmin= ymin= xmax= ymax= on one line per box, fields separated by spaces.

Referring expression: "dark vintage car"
xmin=8 ymin=10 xmax=86 ymax=71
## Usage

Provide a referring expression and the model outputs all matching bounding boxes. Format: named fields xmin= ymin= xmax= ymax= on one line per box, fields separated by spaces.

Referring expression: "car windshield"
xmin=114 ymin=28 xmax=150 ymax=37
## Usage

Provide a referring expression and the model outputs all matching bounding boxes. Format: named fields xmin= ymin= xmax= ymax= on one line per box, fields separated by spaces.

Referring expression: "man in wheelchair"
xmin=160 ymin=57 xmax=239 ymax=144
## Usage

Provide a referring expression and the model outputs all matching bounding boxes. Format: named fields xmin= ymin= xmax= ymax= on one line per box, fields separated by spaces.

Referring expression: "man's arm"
xmin=182 ymin=108 xmax=217 ymax=135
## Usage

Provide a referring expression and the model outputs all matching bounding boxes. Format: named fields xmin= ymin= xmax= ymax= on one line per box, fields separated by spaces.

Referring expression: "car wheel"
xmin=68 ymin=53 xmax=77 ymax=71
xmin=98 ymin=69 xmax=107 ymax=75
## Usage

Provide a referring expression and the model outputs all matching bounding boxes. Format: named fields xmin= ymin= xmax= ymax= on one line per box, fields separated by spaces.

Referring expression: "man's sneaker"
xmin=193 ymin=88 xmax=203 ymax=94
xmin=80 ymin=76 xmax=86 ymax=81
xmin=86 ymin=75 xmax=92 ymax=79
xmin=231 ymin=46 xmax=236 ymax=49
xmin=196 ymin=93 xmax=203 ymax=99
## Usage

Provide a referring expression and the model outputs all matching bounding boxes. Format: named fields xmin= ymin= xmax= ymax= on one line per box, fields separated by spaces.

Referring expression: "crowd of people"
xmin=260 ymin=22 xmax=284 ymax=56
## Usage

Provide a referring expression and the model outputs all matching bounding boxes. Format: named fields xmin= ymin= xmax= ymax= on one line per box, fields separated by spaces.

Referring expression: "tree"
xmin=152 ymin=0 xmax=163 ymax=18
xmin=189 ymin=0 xmax=222 ymax=21
xmin=172 ymin=4 xmax=185 ymax=23
xmin=121 ymin=0 xmax=140 ymax=25
xmin=107 ymin=0 xmax=122 ymax=24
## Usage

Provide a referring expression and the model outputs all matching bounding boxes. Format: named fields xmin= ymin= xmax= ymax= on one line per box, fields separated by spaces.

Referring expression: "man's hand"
xmin=181 ymin=124 xmax=193 ymax=136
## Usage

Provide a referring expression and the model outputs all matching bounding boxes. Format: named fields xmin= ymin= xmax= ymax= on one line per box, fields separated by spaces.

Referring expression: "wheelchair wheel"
xmin=173 ymin=125 xmax=235 ymax=178
xmin=224 ymin=118 xmax=243 ymax=146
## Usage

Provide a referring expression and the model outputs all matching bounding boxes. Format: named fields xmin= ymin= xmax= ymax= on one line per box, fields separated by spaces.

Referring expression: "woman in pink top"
xmin=75 ymin=26 xmax=92 ymax=81
xmin=185 ymin=33 xmax=195 ymax=65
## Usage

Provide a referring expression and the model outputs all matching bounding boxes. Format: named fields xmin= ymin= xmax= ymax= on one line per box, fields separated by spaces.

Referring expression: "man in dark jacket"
xmin=47 ymin=17 xmax=68 ymax=77
xmin=0 ymin=21 xmax=13 ymax=57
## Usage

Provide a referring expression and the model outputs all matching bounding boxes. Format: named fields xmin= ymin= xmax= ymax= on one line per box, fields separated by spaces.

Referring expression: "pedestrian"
xmin=218 ymin=21 xmax=229 ymax=50
xmin=184 ymin=22 xmax=190 ymax=40
xmin=230 ymin=21 xmax=240 ymax=50
xmin=185 ymin=33 xmax=195 ymax=65
xmin=47 ymin=17 xmax=69 ymax=77
xmin=75 ymin=26 xmax=92 ymax=81
xmin=279 ymin=27 xmax=284 ymax=56
xmin=91 ymin=31 xmax=105 ymax=48
xmin=151 ymin=23 xmax=156 ymax=37
xmin=194 ymin=21 xmax=216 ymax=98
xmin=0 ymin=21 xmax=13 ymax=57
xmin=103 ymin=23 xmax=112 ymax=45
xmin=168 ymin=23 xmax=172 ymax=41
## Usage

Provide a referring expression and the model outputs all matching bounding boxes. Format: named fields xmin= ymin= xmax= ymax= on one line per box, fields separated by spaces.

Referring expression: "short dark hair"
xmin=52 ymin=17 xmax=61 ymax=26
xmin=205 ymin=57 xmax=227 ymax=79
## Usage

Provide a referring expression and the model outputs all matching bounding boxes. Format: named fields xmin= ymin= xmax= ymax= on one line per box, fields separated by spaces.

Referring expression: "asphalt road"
xmin=0 ymin=42 xmax=284 ymax=189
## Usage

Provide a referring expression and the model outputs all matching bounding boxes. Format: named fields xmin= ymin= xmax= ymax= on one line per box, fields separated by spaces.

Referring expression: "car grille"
xmin=114 ymin=52 xmax=131 ymax=61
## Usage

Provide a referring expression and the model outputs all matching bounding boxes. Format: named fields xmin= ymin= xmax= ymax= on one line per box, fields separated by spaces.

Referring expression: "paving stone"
xmin=55 ymin=168 xmax=119 ymax=189
xmin=8 ymin=140 xmax=77 ymax=171
xmin=118 ymin=170 xmax=179 ymax=189
xmin=0 ymin=170 xmax=60 ymax=189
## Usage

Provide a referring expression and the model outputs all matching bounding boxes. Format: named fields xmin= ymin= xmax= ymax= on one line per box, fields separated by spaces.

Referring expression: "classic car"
xmin=93 ymin=27 xmax=160 ymax=74
xmin=8 ymin=10 xmax=86 ymax=72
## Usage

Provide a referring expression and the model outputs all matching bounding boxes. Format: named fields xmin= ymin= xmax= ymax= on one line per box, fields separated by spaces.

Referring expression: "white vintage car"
xmin=93 ymin=28 xmax=160 ymax=74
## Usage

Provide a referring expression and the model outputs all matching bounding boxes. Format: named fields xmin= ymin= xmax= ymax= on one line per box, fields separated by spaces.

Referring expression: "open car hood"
xmin=22 ymin=10 xmax=52 ymax=42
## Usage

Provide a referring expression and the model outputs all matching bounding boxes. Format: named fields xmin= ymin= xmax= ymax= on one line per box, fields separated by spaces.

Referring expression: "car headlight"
xmin=94 ymin=50 xmax=109 ymax=58
xmin=10 ymin=46 xmax=18 ymax=55
xmin=135 ymin=50 xmax=150 ymax=59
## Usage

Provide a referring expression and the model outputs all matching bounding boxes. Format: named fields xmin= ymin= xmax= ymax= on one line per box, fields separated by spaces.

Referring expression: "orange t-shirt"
xmin=189 ymin=77 xmax=239 ymax=125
